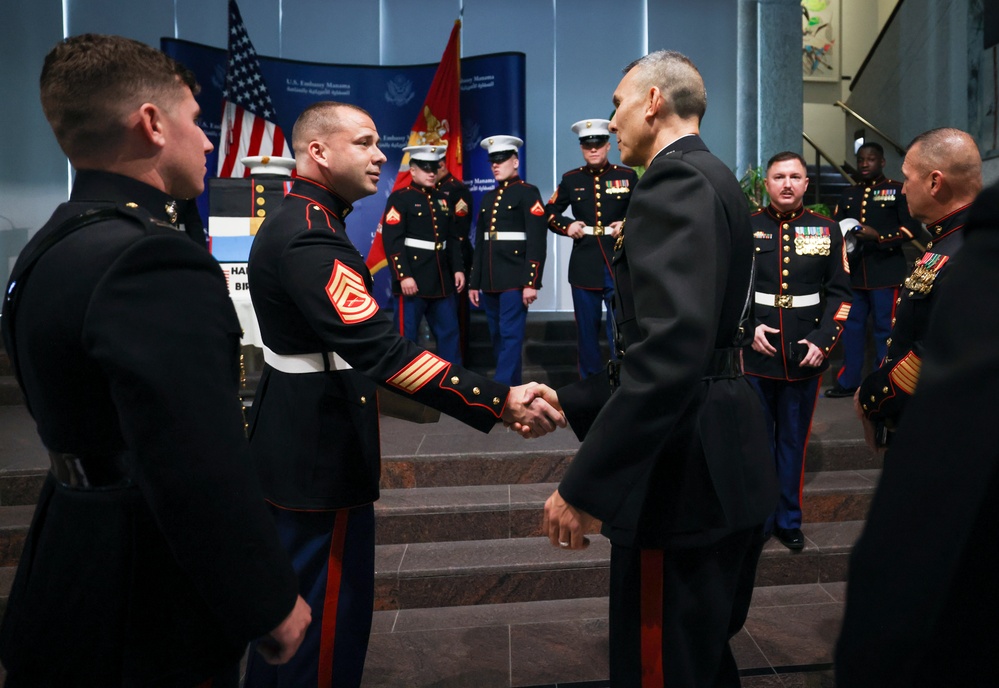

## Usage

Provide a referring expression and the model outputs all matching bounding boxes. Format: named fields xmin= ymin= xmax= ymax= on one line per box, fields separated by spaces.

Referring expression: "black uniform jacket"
xmin=469 ymin=176 xmax=548 ymax=292
xmin=436 ymin=174 xmax=474 ymax=272
xmin=545 ymin=163 xmax=638 ymax=288
xmin=381 ymin=183 xmax=463 ymax=297
xmin=555 ymin=135 xmax=777 ymax=549
xmin=247 ymin=178 xmax=509 ymax=510
xmin=744 ymin=205 xmax=852 ymax=381
xmin=0 ymin=171 xmax=297 ymax=685
xmin=834 ymin=176 xmax=916 ymax=289
xmin=858 ymin=205 xmax=969 ymax=427
xmin=836 ymin=185 xmax=999 ymax=687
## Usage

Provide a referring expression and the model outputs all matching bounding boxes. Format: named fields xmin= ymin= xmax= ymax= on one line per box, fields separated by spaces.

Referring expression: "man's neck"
xmin=646 ymin=118 xmax=700 ymax=167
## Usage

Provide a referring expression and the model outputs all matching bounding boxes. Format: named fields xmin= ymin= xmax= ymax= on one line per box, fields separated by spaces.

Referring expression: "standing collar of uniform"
xmin=409 ymin=181 xmax=434 ymax=194
xmin=70 ymin=169 xmax=179 ymax=225
xmin=583 ymin=163 xmax=611 ymax=176
xmin=650 ymin=133 xmax=703 ymax=165
xmin=925 ymin=203 xmax=970 ymax=244
xmin=290 ymin=176 xmax=353 ymax=220
xmin=858 ymin=174 xmax=887 ymax=188
xmin=498 ymin=176 xmax=521 ymax=188
xmin=765 ymin=204 xmax=805 ymax=222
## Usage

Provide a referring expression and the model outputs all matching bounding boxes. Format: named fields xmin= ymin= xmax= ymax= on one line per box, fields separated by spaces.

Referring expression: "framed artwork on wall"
xmin=803 ymin=0 xmax=840 ymax=81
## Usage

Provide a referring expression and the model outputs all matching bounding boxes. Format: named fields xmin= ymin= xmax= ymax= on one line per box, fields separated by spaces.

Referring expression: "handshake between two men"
xmin=503 ymin=385 xmax=601 ymax=553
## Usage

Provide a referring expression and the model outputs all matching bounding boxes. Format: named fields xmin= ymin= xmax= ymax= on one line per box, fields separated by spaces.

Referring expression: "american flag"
xmin=217 ymin=0 xmax=292 ymax=178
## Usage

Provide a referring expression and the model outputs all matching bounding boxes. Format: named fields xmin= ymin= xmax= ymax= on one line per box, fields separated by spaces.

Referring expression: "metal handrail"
xmin=802 ymin=132 xmax=855 ymax=185
xmin=834 ymin=101 xmax=906 ymax=155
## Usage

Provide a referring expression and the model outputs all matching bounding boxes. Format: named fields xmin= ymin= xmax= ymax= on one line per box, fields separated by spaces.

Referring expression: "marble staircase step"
xmin=373 ymin=521 xmax=863 ymax=611
xmin=375 ymin=471 xmax=878 ymax=545
xmin=362 ymin=581 xmax=844 ymax=687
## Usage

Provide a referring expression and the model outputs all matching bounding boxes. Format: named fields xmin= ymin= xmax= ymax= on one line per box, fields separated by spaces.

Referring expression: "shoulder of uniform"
xmin=805 ymin=208 xmax=836 ymax=223
xmin=750 ymin=209 xmax=766 ymax=218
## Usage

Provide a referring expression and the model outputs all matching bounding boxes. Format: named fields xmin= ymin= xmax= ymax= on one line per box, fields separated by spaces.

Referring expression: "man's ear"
xmin=646 ymin=86 xmax=662 ymax=120
xmin=308 ymin=140 xmax=328 ymax=168
xmin=928 ymin=170 xmax=943 ymax=196
xmin=137 ymin=103 xmax=166 ymax=148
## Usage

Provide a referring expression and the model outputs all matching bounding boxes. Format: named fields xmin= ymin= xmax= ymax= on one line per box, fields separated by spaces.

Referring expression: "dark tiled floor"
xmin=363 ymin=583 xmax=844 ymax=687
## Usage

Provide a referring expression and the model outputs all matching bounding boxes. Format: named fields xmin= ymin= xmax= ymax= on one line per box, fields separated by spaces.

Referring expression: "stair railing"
xmin=834 ymin=101 xmax=906 ymax=156
xmin=802 ymin=131 xmax=855 ymax=206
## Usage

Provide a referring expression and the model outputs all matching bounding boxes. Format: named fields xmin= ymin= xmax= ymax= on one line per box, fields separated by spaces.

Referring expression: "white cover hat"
xmin=403 ymin=144 xmax=447 ymax=162
xmin=570 ymin=119 xmax=612 ymax=141
xmin=480 ymin=135 xmax=524 ymax=155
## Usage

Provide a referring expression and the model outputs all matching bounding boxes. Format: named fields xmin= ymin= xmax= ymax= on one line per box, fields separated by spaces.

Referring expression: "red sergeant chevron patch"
xmin=834 ymin=303 xmax=851 ymax=322
xmin=385 ymin=207 xmax=402 ymax=225
xmin=326 ymin=260 xmax=378 ymax=324
xmin=455 ymin=198 xmax=469 ymax=217
xmin=530 ymin=200 xmax=545 ymax=216
xmin=889 ymin=351 xmax=921 ymax=396
xmin=387 ymin=351 xmax=449 ymax=393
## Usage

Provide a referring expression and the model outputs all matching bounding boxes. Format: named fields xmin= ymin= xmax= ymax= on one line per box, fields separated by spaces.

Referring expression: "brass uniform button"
xmin=360 ymin=396 xmax=367 ymax=405
xmin=451 ymin=376 xmax=460 ymax=384
xmin=256 ymin=184 xmax=265 ymax=192
xmin=493 ymin=397 xmax=501 ymax=405
xmin=473 ymin=387 xmax=481 ymax=395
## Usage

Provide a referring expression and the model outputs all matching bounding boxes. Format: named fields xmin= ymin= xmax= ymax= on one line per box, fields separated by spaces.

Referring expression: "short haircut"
xmin=623 ymin=50 xmax=707 ymax=123
xmin=40 ymin=34 xmax=198 ymax=161
xmin=291 ymin=101 xmax=373 ymax=156
xmin=906 ymin=127 xmax=982 ymax=196
xmin=857 ymin=142 xmax=885 ymax=158
xmin=766 ymin=151 xmax=807 ymax=172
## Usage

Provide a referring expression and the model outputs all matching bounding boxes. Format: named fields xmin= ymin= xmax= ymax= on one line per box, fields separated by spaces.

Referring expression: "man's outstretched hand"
xmin=502 ymin=382 xmax=567 ymax=438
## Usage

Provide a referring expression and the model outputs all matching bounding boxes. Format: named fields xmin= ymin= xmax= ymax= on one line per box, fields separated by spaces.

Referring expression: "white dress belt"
xmin=754 ymin=292 xmax=821 ymax=309
xmin=262 ymin=344 xmax=352 ymax=374
xmin=404 ymin=238 xmax=446 ymax=251
xmin=485 ymin=231 xmax=527 ymax=241
xmin=580 ymin=225 xmax=608 ymax=236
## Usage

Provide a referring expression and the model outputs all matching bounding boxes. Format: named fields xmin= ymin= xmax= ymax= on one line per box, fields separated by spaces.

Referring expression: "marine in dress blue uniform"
xmin=546 ymin=118 xmax=638 ymax=378
xmin=826 ymin=143 xmax=917 ymax=397
xmin=854 ymin=129 xmax=981 ymax=450
xmin=469 ymin=135 xmax=548 ymax=385
xmin=544 ymin=52 xmax=777 ymax=687
xmin=381 ymin=144 xmax=464 ymax=363
xmin=0 ymin=34 xmax=304 ymax=687
xmin=435 ymin=155 xmax=475 ymax=359
xmin=243 ymin=103 xmax=563 ymax=688
xmin=744 ymin=152 xmax=852 ymax=550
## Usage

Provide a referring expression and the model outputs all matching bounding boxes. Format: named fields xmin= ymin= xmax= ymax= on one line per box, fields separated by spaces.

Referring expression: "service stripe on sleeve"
xmin=326 ymin=260 xmax=379 ymax=324
xmin=387 ymin=351 xmax=449 ymax=393
xmin=834 ymin=303 xmax=851 ymax=322
xmin=889 ymin=351 xmax=921 ymax=395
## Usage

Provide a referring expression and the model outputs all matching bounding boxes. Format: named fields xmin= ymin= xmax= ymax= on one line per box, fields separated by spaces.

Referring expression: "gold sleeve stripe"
xmin=388 ymin=351 xmax=449 ymax=393
xmin=834 ymin=303 xmax=851 ymax=322
xmin=889 ymin=351 xmax=921 ymax=396
xmin=326 ymin=260 xmax=379 ymax=324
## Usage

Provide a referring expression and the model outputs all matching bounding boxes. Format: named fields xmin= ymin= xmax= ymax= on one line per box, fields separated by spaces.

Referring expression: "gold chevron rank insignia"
xmin=455 ymin=198 xmax=469 ymax=217
xmin=385 ymin=207 xmax=402 ymax=225
xmin=889 ymin=351 xmax=921 ymax=396
xmin=387 ymin=351 xmax=449 ymax=393
xmin=530 ymin=200 xmax=545 ymax=216
xmin=326 ymin=260 xmax=378 ymax=324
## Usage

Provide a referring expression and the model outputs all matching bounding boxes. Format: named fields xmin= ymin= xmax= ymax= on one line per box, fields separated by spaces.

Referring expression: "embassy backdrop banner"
xmin=161 ymin=38 xmax=526 ymax=303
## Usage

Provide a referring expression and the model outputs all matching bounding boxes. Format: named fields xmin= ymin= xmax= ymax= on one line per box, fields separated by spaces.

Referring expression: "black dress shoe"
xmin=774 ymin=527 xmax=805 ymax=551
xmin=824 ymin=384 xmax=857 ymax=398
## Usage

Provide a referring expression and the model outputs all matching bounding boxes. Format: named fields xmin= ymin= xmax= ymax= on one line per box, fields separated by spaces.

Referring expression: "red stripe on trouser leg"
xmin=318 ymin=509 xmax=349 ymax=688
xmin=640 ymin=548 xmax=665 ymax=687
xmin=398 ymin=296 xmax=405 ymax=336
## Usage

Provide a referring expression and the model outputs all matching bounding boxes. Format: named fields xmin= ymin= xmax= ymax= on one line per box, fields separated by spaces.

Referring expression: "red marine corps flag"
xmin=366 ymin=19 xmax=463 ymax=274
xmin=217 ymin=0 xmax=293 ymax=178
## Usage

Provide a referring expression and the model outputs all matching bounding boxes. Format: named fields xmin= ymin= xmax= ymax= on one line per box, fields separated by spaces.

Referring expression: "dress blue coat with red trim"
xmin=469 ymin=176 xmax=548 ymax=292
xmin=247 ymin=178 xmax=510 ymax=510
xmin=858 ymin=205 xmax=969 ymax=427
xmin=744 ymin=205 xmax=853 ymax=381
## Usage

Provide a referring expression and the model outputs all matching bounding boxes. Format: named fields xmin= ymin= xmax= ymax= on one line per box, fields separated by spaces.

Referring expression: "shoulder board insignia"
xmin=834 ymin=303 xmax=851 ymax=322
xmin=530 ymin=200 xmax=545 ymax=216
xmin=903 ymin=252 xmax=948 ymax=294
xmin=889 ymin=351 xmax=921 ymax=396
xmin=326 ymin=260 xmax=378 ymax=324
xmin=387 ymin=351 xmax=449 ymax=394
xmin=385 ymin=207 xmax=402 ymax=225
xmin=455 ymin=198 xmax=469 ymax=217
